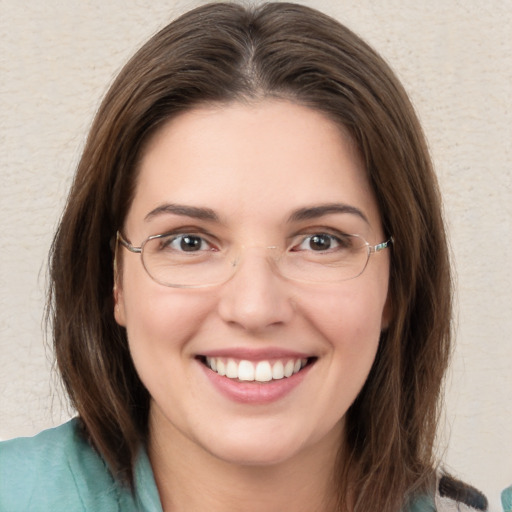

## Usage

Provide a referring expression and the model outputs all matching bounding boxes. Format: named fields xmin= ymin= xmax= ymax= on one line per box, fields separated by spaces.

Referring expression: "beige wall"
xmin=1 ymin=0 xmax=510 ymax=508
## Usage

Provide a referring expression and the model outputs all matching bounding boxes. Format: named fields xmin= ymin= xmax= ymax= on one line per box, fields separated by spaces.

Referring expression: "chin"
xmin=207 ymin=440 xmax=303 ymax=468
xmin=197 ymin=420 xmax=338 ymax=469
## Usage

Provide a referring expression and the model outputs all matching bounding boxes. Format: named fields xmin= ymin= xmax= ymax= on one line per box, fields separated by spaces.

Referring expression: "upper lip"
xmin=198 ymin=347 xmax=314 ymax=361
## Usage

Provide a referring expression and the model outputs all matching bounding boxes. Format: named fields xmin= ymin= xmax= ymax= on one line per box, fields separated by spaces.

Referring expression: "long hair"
xmin=48 ymin=3 xmax=451 ymax=510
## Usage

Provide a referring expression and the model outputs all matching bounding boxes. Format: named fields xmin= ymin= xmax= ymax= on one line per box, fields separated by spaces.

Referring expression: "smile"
xmin=202 ymin=357 xmax=312 ymax=382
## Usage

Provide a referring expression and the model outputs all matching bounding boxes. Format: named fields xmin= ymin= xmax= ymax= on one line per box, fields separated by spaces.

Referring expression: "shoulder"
xmin=0 ymin=419 xmax=121 ymax=512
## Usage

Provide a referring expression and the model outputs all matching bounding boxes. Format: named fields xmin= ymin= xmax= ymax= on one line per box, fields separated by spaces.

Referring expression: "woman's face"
xmin=115 ymin=100 xmax=391 ymax=467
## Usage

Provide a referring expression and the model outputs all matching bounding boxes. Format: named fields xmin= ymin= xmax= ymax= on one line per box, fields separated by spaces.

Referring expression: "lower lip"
xmin=199 ymin=361 xmax=313 ymax=404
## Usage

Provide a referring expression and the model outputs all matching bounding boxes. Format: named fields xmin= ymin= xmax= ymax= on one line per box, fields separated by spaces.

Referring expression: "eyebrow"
xmin=145 ymin=203 xmax=219 ymax=222
xmin=144 ymin=202 xmax=369 ymax=225
xmin=287 ymin=203 xmax=369 ymax=224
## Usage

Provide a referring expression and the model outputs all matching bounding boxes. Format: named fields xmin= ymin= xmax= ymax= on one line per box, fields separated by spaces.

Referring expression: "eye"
xmin=293 ymin=233 xmax=347 ymax=252
xmin=161 ymin=234 xmax=214 ymax=252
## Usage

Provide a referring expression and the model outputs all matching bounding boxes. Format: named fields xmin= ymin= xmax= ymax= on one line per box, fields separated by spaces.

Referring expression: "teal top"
xmin=0 ymin=419 xmax=162 ymax=511
xmin=1 ymin=420 xmax=507 ymax=511
xmin=503 ymin=486 xmax=512 ymax=512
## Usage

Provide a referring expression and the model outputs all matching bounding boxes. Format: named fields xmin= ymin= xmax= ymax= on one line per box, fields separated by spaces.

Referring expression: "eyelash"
xmin=291 ymin=232 xmax=348 ymax=252
xmin=156 ymin=229 xmax=219 ymax=252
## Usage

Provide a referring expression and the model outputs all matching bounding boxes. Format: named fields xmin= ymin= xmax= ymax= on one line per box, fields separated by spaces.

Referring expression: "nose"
xmin=217 ymin=248 xmax=295 ymax=332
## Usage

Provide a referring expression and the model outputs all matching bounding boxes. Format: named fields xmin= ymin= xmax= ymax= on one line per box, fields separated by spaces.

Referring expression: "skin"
xmin=114 ymin=100 xmax=391 ymax=511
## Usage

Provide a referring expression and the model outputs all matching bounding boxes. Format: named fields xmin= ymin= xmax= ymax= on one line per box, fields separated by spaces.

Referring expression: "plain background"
xmin=1 ymin=1 xmax=510 ymax=509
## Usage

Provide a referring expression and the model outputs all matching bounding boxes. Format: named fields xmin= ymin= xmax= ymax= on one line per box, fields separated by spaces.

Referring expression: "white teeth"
xmin=216 ymin=359 xmax=226 ymax=376
xmin=204 ymin=357 xmax=308 ymax=382
xmin=284 ymin=360 xmax=295 ymax=378
xmin=238 ymin=360 xmax=255 ymax=381
xmin=255 ymin=361 xmax=272 ymax=382
xmin=226 ymin=359 xmax=238 ymax=379
xmin=271 ymin=360 xmax=284 ymax=380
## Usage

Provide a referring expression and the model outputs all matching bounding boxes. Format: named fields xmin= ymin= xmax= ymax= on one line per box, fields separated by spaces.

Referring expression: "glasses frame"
xmin=115 ymin=231 xmax=393 ymax=288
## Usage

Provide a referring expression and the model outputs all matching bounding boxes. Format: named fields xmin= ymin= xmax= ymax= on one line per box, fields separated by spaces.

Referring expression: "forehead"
xmin=127 ymin=100 xmax=382 ymax=235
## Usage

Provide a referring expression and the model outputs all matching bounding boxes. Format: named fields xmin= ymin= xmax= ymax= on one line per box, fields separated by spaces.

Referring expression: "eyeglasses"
xmin=116 ymin=231 xmax=392 ymax=288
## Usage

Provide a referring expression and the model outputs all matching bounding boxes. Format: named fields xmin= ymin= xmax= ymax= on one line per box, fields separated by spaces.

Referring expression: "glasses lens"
xmin=141 ymin=234 xmax=232 ymax=287
xmin=279 ymin=233 xmax=370 ymax=283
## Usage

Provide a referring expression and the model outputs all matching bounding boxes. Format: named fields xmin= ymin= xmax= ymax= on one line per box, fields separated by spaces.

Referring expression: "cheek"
xmin=290 ymin=284 xmax=387 ymax=439
xmin=125 ymin=291 xmax=208 ymax=351
xmin=304 ymin=285 xmax=387 ymax=341
xmin=297 ymin=282 xmax=388 ymax=390
xmin=118 ymin=264 xmax=214 ymax=367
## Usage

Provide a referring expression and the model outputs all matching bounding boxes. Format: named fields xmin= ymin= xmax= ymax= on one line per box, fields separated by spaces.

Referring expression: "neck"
xmin=148 ymin=409 xmax=343 ymax=512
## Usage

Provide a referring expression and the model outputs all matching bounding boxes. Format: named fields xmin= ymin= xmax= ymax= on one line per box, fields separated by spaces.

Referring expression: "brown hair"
xmin=48 ymin=3 xmax=451 ymax=510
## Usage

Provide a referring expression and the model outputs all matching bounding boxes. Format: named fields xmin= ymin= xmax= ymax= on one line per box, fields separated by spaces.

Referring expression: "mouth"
xmin=197 ymin=356 xmax=316 ymax=383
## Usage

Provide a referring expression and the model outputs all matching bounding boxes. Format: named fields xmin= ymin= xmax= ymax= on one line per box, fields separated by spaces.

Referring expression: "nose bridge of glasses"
xmin=229 ymin=244 xmax=282 ymax=274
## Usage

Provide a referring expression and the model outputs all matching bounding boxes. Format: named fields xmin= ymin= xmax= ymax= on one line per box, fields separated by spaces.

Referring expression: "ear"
xmin=113 ymin=234 xmax=127 ymax=327
xmin=113 ymin=281 xmax=127 ymax=327
xmin=380 ymin=293 xmax=393 ymax=331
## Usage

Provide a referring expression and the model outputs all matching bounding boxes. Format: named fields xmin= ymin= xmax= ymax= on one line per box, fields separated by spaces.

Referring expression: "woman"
xmin=0 ymin=2 xmax=502 ymax=511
